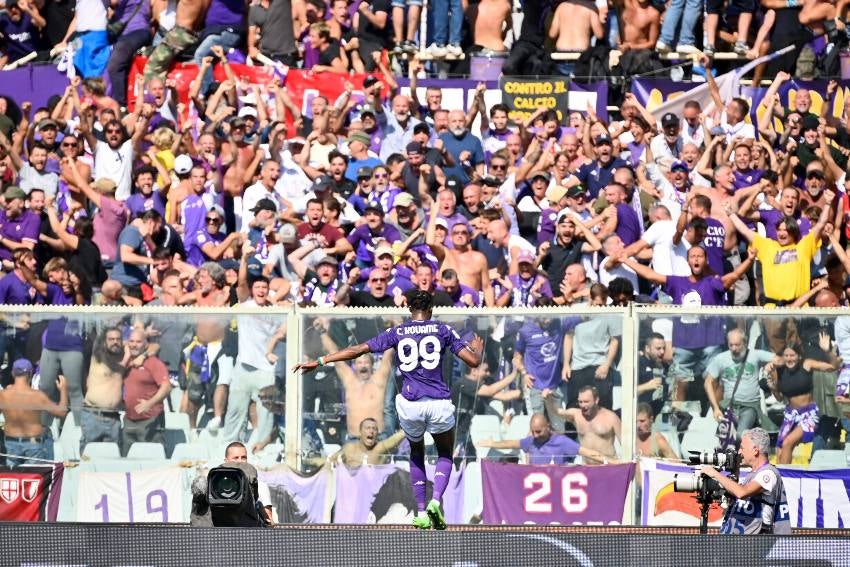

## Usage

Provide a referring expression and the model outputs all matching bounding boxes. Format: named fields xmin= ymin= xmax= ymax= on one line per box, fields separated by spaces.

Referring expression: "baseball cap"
xmin=661 ymin=112 xmax=680 ymax=129
xmin=229 ymin=116 xmax=247 ymax=129
xmin=278 ymin=223 xmax=297 ymax=244
xmin=363 ymin=76 xmax=380 ymax=89
xmin=251 ymin=198 xmax=277 ymax=213
xmin=37 ymin=118 xmax=58 ymax=131
xmin=364 ymin=203 xmax=385 ymax=216
xmin=594 ymin=134 xmax=613 ymax=146
xmin=356 ymin=166 xmax=374 ymax=179
xmin=174 ymin=154 xmax=193 ymax=175
xmin=11 ymin=358 xmax=33 ymax=376
xmin=670 ymin=159 xmax=690 ymax=173
xmin=434 ymin=218 xmax=448 ymax=230
xmin=374 ymin=242 xmax=394 ymax=258
xmin=92 ymin=178 xmax=117 ymax=194
xmin=3 ymin=186 xmax=26 ymax=201
xmin=532 ymin=171 xmax=551 ymax=182
xmin=218 ymin=259 xmax=240 ymax=271
xmin=317 ymin=255 xmax=338 ymax=268
xmin=556 ymin=210 xmax=577 ymax=224
xmin=238 ymin=106 xmax=258 ymax=119
xmin=406 ymin=141 xmax=424 ymax=155
xmin=546 ymin=185 xmax=567 ymax=203
xmin=348 ymin=131 xmax=371 ymax=147
xmin=394 ymin=192 xmax=415 ymax=208
xmin=445 ymin=177 xmax=461 ymax=192
xmin=517 ymin=250 xmax=535 ymax=265
xmin=566 ymin=186 xmax=586 ymax=199
xmin=313 ymin=175 xmax=334 ymax=191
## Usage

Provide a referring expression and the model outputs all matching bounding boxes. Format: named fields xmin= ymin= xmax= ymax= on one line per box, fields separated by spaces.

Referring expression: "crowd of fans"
xmin=0 ymin=0 xmax=848 ymax=470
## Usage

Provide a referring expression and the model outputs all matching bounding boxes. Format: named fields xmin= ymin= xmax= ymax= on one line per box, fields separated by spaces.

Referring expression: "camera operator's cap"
xmin=238 ymin=106 xmax=258 ymax=119
xmin=174 ymin=154 xmax=193 ymax=175
xmin=313 ymin=175 xmax=334 ymax=191
xmin=3 ymin=186 xmax=26 ymax=201
xmin=406 ymin=141 xmax=424 ymax=155
xmin=317 ymin=255 xmax=338 ymax=268
xmin=394 ymin=192 xmax=415 ymax=208
xmin=565 ymin=186 xmax=586 ymax=199
xmin=531 ymin=171 xmax=551 ymax=183
xmin=546 ymin=184 xmax=567 ymax=203
xmin=556 ymin=209 xmax=577 ymax=225
xmin=278 ymin=223 xmax=297 ymax=244
xmin=364 ymin=203 xmax=385 ymax=216
xmin=250 ymin=198 xmax=277 ymax=213
xmin=362 ymin=76 xmax=380 ymax=90
xmin=92 ymin=177 xmax=117 ymax=194
xmin=444 ymin=176 xmax=462 ymax=192
xmin=661 ymin=112 xmax=680 ymax=129
xmin=37 ymin=118 xmax=58 ymax=131
xmin=670 ymin=159 xmax=690 ymax=173
xmin=356 ymin=166 xmax=373 ymax=179
xmin=347 ymin=131 xmax=371 ymax=147
xmin=434 ymin=217 xmax=448 ymax=230
xmin=11 ymin=358 xmax=33 ymax=376
xmin=594 ymin=133 xmax=613 ymax=146
xmin=517 ymin=250 xmax=535 ymax=265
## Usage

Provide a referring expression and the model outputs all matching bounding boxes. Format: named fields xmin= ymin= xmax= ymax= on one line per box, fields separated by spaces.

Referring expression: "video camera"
xmin=206 ymin=462 xmax=269 ymax=527
xmin=673 ymin=449 xmax=741 ymax=533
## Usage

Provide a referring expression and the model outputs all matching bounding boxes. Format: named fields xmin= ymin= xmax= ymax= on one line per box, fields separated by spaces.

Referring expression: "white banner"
xmin=76 ymin=467 xmax=187 ymax=523
xmin=640 ymin=457 xmax=725 ymax=527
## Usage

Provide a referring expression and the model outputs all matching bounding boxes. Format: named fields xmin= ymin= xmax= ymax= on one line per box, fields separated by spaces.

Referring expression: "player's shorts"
xmin=836 ymin=365 xmax=850 ymax=399
xmin=395 ymin=394 xmax=456 ymax=442
xmin=777 ymin=402 xmax=819 ymax=448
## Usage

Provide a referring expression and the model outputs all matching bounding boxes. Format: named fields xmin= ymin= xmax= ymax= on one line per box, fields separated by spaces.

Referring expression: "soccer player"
xmin=295 ymin=290 xmax=483 ymax=529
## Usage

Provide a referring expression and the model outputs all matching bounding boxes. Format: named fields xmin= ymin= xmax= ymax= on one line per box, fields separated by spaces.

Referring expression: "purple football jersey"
xmin=367 ymin=319 xmax=468 ymax=401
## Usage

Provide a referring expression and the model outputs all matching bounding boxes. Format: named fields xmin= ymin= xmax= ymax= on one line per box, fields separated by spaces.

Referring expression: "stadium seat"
xmin=171 ymin=442 xmax=211 ymax=462
xmin=126 ymin=442 xmax=167 ymax=460
xmin=470 ymin=415 xmax=502 ymax=459
xmin=687 ymin=415 xmax=718 ymax=433
xmin=809 ymin=450 xmax=848 ymax=468
xmin=679 ymin=430 xmax=717 ymax=456
xmin=56 ymin=423 xmax=82 ymax=461
xmin=82 ymin=442 xmax=121 ymax=460
xmin=503 ymin=414 xmax=531 ymax=441
xmin=323 ymin=443 xmax=341 ymax=458
xmin=164 ymin=411 xmax=192 ymax=457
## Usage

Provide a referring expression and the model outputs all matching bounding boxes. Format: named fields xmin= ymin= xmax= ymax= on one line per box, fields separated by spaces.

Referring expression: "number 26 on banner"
xmin=523 ymin=472 xmax=588 ymax=514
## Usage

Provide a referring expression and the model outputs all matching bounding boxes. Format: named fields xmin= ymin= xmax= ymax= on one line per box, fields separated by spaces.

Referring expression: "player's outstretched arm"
xmin=293 ymin=343 xmax=372 ymax=374
xmin=457 ymin=335 xmax=484 ymax=368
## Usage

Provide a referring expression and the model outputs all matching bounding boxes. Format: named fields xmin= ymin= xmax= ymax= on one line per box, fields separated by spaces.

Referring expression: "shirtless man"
xmin=0 ymin=359 xmax=67 ymax=466
xmin=80 ymin=328 xmax=127 ymax=452
xmin=635 ymin=402 xmax=677 ymax=459
xmin=426 ymin=205 xmax=495 ymax=306
xmin=318 ymin=322 xmax=393 ymax=436
xmin=472 ymin=0 xmax=512 ymax=52
xmin=549 ymin=0 xmax=604 ymax=52
xmin=179 ymin=263 xmax=231 ymax=306
xmin=333 ymin=418 xmax=406 ymax=467
xmin=220 ymin=118 xmax=258 ymax=198
xmin=618 ymin=0 xmax=661 ymax=52
xmin=144 ymin=0 xmax=210 ymax=80
xmin=557 ymin=385 xmax=621 ymax=464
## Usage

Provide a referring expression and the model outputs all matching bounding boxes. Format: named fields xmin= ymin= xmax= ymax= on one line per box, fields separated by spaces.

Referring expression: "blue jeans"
xmin=79 ymin=407 xmax=122 ymax=454
xmin=193 ymin=29 xmax=242 ymax=98
xmin=5 ymin=437 xmax=53 ymax=467
xmin=432 ymin=0 xmax=462 ymax=45
xmin=107 ymin=29 xmax=152 ymax=107
xmin=659 ymin=0 xmax=702 ymax=46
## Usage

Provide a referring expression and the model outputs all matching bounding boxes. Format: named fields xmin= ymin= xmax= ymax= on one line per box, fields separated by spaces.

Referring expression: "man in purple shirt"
xmin=437 ymin=268 xmax=480 ymax=307
xmin=514 ymin=317 xmax=566 ymax=432
xmin=477 ymin=413 xmax=611 ymax=465
xmin=125 ymin=166 xmax=166 ymax=218
xmin=347 ymin=204 xmax=401 ymax=267
xmin=0 ymin=186 xmax=39 ymax=263
xmin=0 ymin=249 xmax=40 ymax=305
xmin=599 ymin=183 xmax=641 ymax=247
xmin=747 ymin=187 xmax=811 ymax=241
xmin=731 ymin=143 xmax=764 ymax=191
xmin=296 ymin=290 xmax=482 ymax=530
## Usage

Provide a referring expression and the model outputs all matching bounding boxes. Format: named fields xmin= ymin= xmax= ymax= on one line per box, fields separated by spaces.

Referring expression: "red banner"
xmin=0 ymin=464 xmax=63 ymax=521
xmin=128 ymin=58 xmax=387 ymax=138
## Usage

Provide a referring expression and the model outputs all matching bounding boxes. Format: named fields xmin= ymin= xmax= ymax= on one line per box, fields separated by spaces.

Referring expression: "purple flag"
xmin=259 ymin=466 xmax=332 ymax=523
xmin=481 ymin=461 xmax=634 ymax=525
xmin=334 ymin=463 xmax=465 ymax=524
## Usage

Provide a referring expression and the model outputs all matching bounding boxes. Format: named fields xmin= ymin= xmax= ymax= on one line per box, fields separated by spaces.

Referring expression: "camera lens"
xmin=212 ymin=473 xmax=240 ymax=499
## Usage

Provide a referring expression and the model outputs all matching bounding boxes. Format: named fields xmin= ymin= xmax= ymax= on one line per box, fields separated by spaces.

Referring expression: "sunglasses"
xmin=452 ymin=230 xmax=469 ymax=236
xmin=369 ymin=277 xmax=388 ymax=283
xmin=373 ymin=173 xmax=388 ymax=179
xmin=61 ymin=142 xmax=78 ymax=147
xmin=807 ymin=171 xmax=825 ymax=180
xmin=105 ymin=129 xmax=122 ymax=134
xmin=490 ymin=164 xmax=507 ymax=170
xmin=205 ymin=216 xmax=222 ymax=224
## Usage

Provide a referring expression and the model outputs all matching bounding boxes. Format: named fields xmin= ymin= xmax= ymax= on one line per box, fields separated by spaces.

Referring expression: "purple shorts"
xmin=777 ymin=402 xmax=819 ymax=448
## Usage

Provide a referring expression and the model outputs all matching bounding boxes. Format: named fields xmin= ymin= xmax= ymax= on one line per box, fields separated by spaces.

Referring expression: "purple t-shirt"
xmin=366 ymin=319 xmax=468 ymax=401
xmin=205 ymin=0 xmax=246 ymax=27
xmin=126 ymin=191 xmax=166 ymax=218
xmin=702 ymin=217 xmax=727 ymax=276
xmin=181 ymin=194 xmax=208 ymax=242
xmin=437 ymin=283 xmax=480 ymax=307
xmin=44 ymin=283 xmax=84 ymax=352
xmin=185 ymin=229 xmax=225 ymax=267
xmin=507 ymin=274 xmax=552 ymax=307
xmin=0 ymin=271 xmax=38 ymax=304
xmin=733 ymin=168 xmax=764 ymax=191
xmin=515 ymin=319 xmax=564 ymax=390
xmin=615 ymin=203 xmax=641 ymax=246
xmin=347 ymin=223 xmax=402 ymax=264
xmin=537 ymin=207 xmax=558 ymax=245
xmin=759 ymin=209 xmax=812 ymax=240
xmin=0 ymin=13 xmax=37 ymax=60
xmin=0 ymin=209 xmax=39 ymax=261
xmin=115 ymin=0 xmax=151 ymax=34
xmin=664 ymin=275 xmax=727 ymax=350
xmin=519 ymin=433 xmax=580 ymax=465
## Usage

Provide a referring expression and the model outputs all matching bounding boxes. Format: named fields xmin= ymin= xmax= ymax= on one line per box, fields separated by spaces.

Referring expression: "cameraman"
xmin=702 ymin=428 xmax=791 ymax=535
